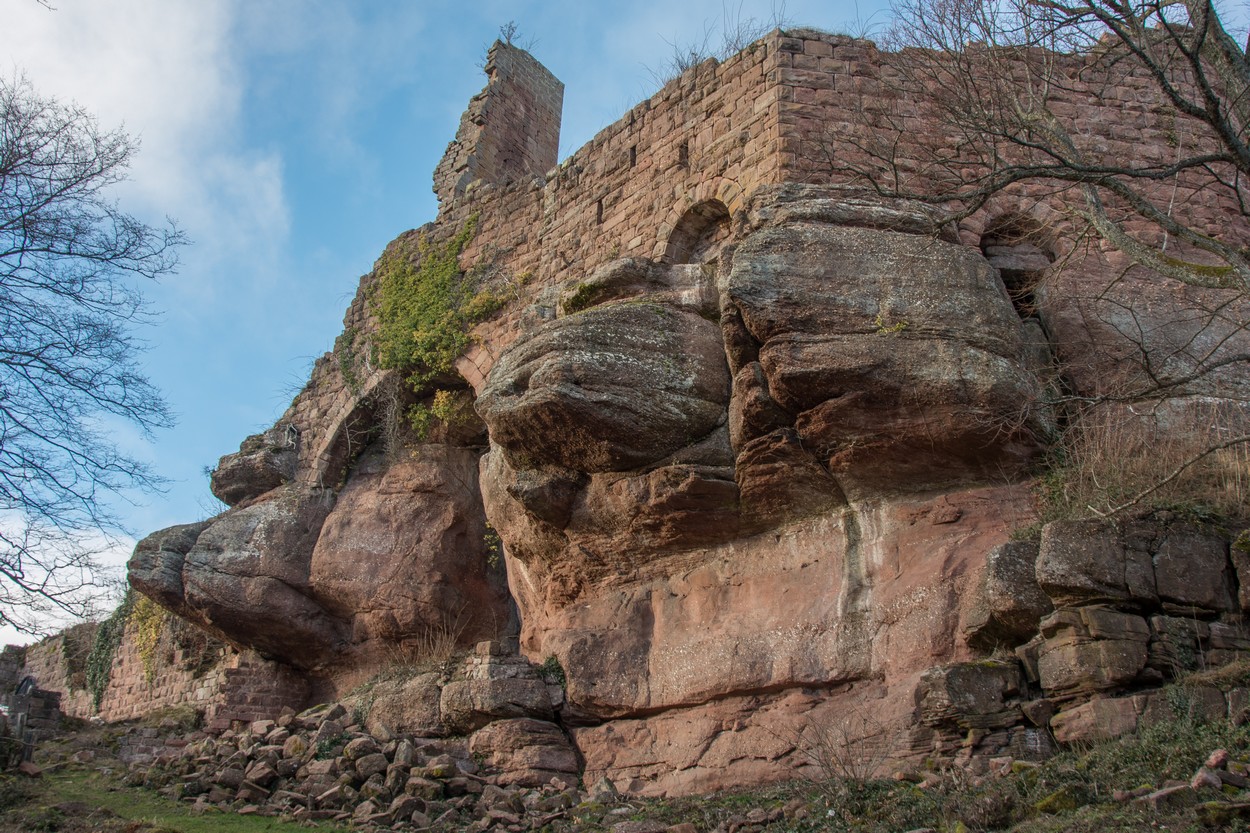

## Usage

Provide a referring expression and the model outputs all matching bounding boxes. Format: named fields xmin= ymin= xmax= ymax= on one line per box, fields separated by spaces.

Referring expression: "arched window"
xmin=663 ymin=199 xmax=731 ymax=266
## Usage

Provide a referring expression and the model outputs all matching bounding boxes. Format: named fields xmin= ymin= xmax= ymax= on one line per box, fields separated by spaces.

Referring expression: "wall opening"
xmin=979 ymin=215 xmax=1055 ymax=320
xmin=663 ymin=199 xmax=731 ymax=266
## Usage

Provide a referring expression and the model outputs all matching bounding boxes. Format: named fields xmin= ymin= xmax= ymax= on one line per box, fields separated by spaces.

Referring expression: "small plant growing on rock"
xmin=874 ymin=312 xmax=908 ymax=334
xmin=539 ymin=655 xmax=566 ymax=688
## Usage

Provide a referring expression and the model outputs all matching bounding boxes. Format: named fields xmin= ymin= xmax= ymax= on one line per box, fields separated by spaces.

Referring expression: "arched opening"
xmin=663 ymin=199 xmax=731 ymax=266
xmin=979 ymin=215 xmax=1055 ymax=321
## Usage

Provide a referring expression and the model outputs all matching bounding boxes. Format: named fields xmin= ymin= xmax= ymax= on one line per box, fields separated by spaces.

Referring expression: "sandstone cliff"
xmin=46 ymin=30 xmax=1249 ymax=797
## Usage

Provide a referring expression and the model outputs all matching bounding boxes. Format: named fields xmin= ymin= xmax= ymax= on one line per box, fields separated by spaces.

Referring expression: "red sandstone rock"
xmin=310 ymin=445 xmax=510 ymax=654
xmin=1050 ymin=697 xmax=1140 ymax=744
xmin=477 ymin=301 xmax=730 ymax=474
xmin=468 ymin=718 xmax=578 ymax=788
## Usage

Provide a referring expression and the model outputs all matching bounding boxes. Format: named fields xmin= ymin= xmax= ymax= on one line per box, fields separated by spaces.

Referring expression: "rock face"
xmin=130 ymin=452 xmax=511 ymax=671
xmin=113 ymin=29 xmax=1250 ymax=801
xmin=725 ymin=223 xmax=1049 ymax=496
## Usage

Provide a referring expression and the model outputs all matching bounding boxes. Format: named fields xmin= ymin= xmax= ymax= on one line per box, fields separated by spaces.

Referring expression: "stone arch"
xmin=654 ymin=177 xmax=744 ymax=263
xmin=304 ymin=368 xmax=392 ymax=488
xmin=662 ymin=199 xmax=731 ymax=265
xmin=978 ymin=213 xmax=1056 ymax=320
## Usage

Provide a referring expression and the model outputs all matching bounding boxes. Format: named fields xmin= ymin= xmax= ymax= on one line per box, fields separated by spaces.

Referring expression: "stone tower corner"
xmin=433 ymin=41 xmax=564 ymax=208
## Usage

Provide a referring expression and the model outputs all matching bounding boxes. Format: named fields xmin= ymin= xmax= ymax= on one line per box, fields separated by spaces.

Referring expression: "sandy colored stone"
xmin=1050 ymin=697 xmax=1139 ymax=744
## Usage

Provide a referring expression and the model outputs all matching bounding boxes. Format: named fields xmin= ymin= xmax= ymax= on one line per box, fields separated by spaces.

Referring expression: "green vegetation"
xmin=84 ymin=591 xmax=135 ymax=711
xmin=407 ymin=387 xmax=478 ymax=441
xmin=130 ymin=595 xmax=167 ymax=685
xmin=873 ymin=312 xmax=908 ymax=334
xmin=562 ymin=281 xmax=598 ymax=314
xmin=369 ymin=215 xmax=502 ymax=391
xmin=368 ymin=215 xmax=510 ymax=439
xmin=539 ymin=655 xmax=566 ymax=688
xmin=483 ymin=521 xmax=502 ymax=570
xmin=0 ymin=767 xmax=334 ymax=833
xmin=332 ymin=325 xmax=362 ymax=394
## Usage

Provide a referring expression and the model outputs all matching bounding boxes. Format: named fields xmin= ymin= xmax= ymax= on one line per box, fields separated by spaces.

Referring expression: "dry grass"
xmin=795 ymin=706 xmax=893 ymax=783
xmin=1040 ymin=400 xmax=1250 ymax=521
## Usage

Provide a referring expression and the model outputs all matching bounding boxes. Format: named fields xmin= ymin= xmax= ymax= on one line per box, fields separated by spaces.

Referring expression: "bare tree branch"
xmin=0 ymin=74 xmax=184 ymax=632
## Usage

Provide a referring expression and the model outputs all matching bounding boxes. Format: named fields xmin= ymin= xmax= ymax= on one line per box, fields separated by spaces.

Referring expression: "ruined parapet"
xmin=434 ymin=41 xmax=563 ymax=207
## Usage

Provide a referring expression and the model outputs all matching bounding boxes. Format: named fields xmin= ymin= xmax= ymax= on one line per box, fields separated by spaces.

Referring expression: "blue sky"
xmin=0 ymin=0 xmax=891 ymax=641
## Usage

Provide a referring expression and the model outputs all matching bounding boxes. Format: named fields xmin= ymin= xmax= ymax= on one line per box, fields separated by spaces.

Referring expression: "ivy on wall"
xmin=85 ymin=590 xmax=134 ymax=711
xmin=370 ymin=216 xmax=495 ymax=387
xmin=130 ymin=594 xmax=168 ymax=684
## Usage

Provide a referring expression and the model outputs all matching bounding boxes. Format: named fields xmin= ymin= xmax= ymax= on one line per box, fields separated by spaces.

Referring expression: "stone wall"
xmin=433 ymin=41 xmax=563 ymax=207
xmin=21 ymin=608 xmax=307 ymax=726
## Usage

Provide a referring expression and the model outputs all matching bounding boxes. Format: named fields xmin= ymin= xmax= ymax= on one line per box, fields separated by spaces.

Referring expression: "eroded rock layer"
xmin=108 ymin=29 xmax=1250 ymax=798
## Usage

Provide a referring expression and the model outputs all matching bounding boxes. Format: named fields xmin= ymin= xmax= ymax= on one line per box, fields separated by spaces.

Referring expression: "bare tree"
xmin=809 ymin=0 xmax=1250 ymax=519
xmin=828 ymin=0 xmax=1250 ymax=290
xmin=0 ymin=75 xmax=184 ymax=633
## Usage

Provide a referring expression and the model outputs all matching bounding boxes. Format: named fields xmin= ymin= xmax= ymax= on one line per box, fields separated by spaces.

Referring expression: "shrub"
xmin=370 ymin=216 xmax=503 ymax=392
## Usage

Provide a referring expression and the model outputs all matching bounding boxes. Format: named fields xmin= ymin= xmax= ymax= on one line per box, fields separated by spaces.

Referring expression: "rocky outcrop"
xmin=725 ymin=221 xmax=1050 ymax=496
xmin=107 ymin=28 xmax=1250 ymax=801
xmin=210 ymin=423 xmax=299 ymax=506
xmin=130 ymin=449 xmax=511 ymax=672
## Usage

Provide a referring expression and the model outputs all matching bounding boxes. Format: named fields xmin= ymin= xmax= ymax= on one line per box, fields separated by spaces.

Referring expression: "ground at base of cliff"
xmin=5 ymin=705 xmax=1250 ymax=833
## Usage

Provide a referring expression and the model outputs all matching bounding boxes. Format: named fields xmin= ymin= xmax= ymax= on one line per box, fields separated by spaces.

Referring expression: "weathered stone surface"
xmin=468 ymin=718 xmax=578 ymax=787
xmin=573 ymin=686 xmax=907 ymax=797
xmin=477 ymin=301 xmax=730 ymax=473
xmin=211 ymin=423 xmax=299 ymax=507
xmin=114 ymin=31 xmax=1250 ymax=800
xmin=1035 ymin=606 xmax=1150 ymax=693
xmin=917 ymin=661 xmax=1025 ymax=730
xmin=1050 ymin=697 xmax=1140 ymax=744
xmin=962 ymin=541 xmax=1051 ymax=649
xmin=726 ymin=222 xmax=1049 ymax=495
xmin=440 ymin=678 xmax=554 ymax=734
xmin=355 ymin=673 xmax=445 ymax=738
xmin=126 ymin=520 xmax=214 ymax=611
xmin=1036 ymin=520 xmax=1157 ymax=607
xmin=1037 ymin=634 xmax=1148 ymax=693
xmin=1153 ymin=526 xmax=1234 ymax=613
xmin=309 ymin=445 xmax=510 ymax=650
xmin=133 ymin=487 xmax=345 ymax=669
xmin=496 ymin=481 xmax=1034 ymax=728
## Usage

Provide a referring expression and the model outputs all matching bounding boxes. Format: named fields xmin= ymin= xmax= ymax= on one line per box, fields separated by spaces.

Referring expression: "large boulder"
xmin=468 ymin=718 xmax=579 ymax=787
xmin=210 ymin=423 xmax=299 ymax=506
xmin=476 ymin=301 xmax=730 ymax=473
xmin=309 ymin=444 xmax=511 ymax=648
xmin=179 ymin=487 xmax=345 ymax=668
xmin=1036 ymin=519 xmax=1234 ymax=613
xmin=725 ymin=222 xmax=1051 ymax=495
xmin=962 ymin=541 xmax=1052 ymax=649
xmin=127 ymin=520 xmax=214 ymax=610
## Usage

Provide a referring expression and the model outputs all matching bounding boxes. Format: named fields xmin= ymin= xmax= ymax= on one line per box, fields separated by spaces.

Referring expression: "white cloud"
xmin=1 ymin=0 xmax=290 ymax=272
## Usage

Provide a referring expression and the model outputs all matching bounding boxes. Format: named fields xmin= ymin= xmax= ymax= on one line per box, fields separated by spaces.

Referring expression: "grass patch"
xmin=0 ymin=767 xmax=337 ymax=833
xmin=1036 ymin=402 xmax=1249 ymax=523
